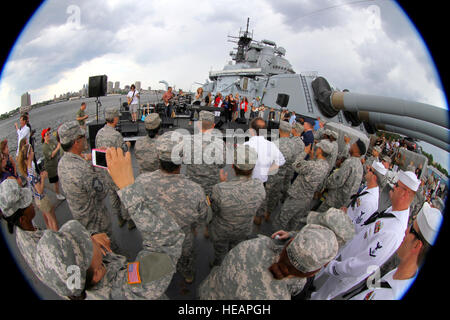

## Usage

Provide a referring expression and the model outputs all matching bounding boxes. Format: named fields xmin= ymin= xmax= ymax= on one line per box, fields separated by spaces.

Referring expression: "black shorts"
xmin=49 ymin=175 xmax=59 ymax=184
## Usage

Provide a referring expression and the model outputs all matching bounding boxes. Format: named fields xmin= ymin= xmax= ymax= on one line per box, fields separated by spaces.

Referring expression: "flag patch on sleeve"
xmin=127 ymin=262 xmax=141 ymax=284
xmin=374 ymin=221 xmax=382 ymax=234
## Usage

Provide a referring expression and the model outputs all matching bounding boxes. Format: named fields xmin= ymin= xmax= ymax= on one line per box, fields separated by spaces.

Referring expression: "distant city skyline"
xmin=9 ymin=79 xmax=151 ymax=109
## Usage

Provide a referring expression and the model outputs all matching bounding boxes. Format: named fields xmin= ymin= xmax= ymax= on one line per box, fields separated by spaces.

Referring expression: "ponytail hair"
xmin=17 ymin=142 xmax=30 ymax=177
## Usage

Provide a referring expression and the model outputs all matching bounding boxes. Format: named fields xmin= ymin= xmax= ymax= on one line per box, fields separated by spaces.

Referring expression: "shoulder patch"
xmin=138 ymin=253 xmax=174 ymax=284
xmin=127 ymin=262 xmax=141 ymax=284
xmin=356 ymin=198 xmax=361 ymax=208
xmin=374 ymin=221 xmax=382 ymax=234
xmin=364 ymin=291 xmax=375 ymax=300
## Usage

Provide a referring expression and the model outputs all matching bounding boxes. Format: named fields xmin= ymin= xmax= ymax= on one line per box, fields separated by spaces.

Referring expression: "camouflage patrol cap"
xmin=0 ymin=179 xmax=32 ymax=218
xmin=372 ymin=146 xmax=382 ymax=154
xmin=199 ymin=110 xmax=215 ymax=123
xmin=279 ymin=121 xmax=292 ymax=133
xmin=316 ymin=139 xmax=333 ymax=156
xmin=286 ymin=224 xmax=338 ymax=273
xmin=382 ymin=155 xmax=391 ymax=164
xmin=35 ymin=220 xmax=93 ymax=297
xmin=306 ymin=208 xmax=355 ymax=249
xmin=156 ymin=130 xmax=184 ymax=163
xmin=104 ymin=107 xmax=120 ymax=121
xmin=234 ymin=144 xmax=258 ymax=171
xmin=58 ymin=121 xmax=86 ymax=145
xmin=324 ymin=129 xmax=338 ymax=140
xmin=292 ymin=123 xmax=304 ymax=134
xmin=145 ymin=113 xmax=161 ymax=130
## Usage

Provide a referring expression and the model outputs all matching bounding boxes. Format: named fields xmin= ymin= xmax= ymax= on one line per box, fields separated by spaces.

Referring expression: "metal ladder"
xmin=300 ymin=75 xmax=314 ymax=113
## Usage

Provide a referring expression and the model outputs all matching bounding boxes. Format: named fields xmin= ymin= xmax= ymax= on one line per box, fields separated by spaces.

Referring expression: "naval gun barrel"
xmin=376 ymin=124 xmax=450 ymax=152
xmin=358 ymin=111 xmax=449 ymax=145
xmin=331 ymin=91 xmax=448 ymax=129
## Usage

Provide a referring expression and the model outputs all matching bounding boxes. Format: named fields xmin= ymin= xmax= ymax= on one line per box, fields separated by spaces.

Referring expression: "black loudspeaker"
xmin=276 ymin=93 xmax=290 ymax=109
xmin=88 ymin=75 xmax=107 ymax=97
xmin=87 ymin=122 xmax=105 ymax=149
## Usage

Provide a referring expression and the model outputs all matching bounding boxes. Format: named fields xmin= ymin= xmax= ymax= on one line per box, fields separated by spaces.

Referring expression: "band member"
xmin=127 ymin=84 xmax=140 ymax=122
xmin=162 ymin=87 xmax=175 ymax=118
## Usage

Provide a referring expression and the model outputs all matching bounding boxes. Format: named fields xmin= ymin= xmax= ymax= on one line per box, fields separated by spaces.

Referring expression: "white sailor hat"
xmin=372 ymin=161 xmax=387 ymax=176
xmin=398 ymin=170 xmax=420 ymax=192
xmin=416 ymin=202 xmax=442 ymax=245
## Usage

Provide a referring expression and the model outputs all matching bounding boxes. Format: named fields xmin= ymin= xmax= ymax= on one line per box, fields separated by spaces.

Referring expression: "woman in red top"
xmin=214 ymin=92 xmax=223 ymax=107
xmin=240 ymin=97 xmax=248 ymax=120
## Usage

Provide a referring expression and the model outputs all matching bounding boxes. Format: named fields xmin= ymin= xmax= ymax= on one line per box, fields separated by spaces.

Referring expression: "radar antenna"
xmin=227 ymin=17 xmax=253 ymax=63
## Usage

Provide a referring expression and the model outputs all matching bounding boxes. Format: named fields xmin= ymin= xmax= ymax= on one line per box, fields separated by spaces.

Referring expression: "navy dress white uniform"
xmin=347 ymin=162 xmax=387 ymax=234
xmin=349 ymin=203 xmax=442 ymax=300
xmin=311 ymin=170 xmax=420 ymax=300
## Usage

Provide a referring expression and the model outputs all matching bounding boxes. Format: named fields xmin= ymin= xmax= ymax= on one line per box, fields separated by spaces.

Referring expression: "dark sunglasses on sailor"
xmin=408 ymin=219 xmax=425 ymax=243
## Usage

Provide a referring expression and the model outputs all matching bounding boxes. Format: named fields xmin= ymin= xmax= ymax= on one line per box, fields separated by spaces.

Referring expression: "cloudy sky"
xmin=0 ymin=0 xmax=448 ymax=166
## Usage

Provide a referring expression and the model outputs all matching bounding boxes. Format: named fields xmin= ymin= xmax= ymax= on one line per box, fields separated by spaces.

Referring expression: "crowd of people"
xmin=0 ymin=94 xmax=446 ymax=300
xmin=194 ymin=88 xmax=268 ymax=123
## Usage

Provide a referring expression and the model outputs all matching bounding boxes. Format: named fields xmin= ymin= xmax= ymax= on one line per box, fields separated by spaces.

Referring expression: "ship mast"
xmin=230 ymin=18 xmax=253 ymax=63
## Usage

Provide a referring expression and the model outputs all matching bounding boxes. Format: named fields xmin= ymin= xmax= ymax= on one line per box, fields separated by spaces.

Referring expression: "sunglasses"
xmin=394 ymin=182 xmax=408 ymax=191
xmin=409 ymin=220 xmax=425 ymax=243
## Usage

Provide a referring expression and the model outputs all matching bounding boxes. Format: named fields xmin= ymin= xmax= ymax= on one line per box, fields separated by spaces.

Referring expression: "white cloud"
xmin=0 ymin=0 xmax=447 ymax=116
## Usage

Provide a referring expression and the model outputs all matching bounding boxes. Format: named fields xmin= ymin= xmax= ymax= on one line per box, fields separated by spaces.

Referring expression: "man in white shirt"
xmin=15 ymin=114 xmax=30 ymax=157
xmin=289 ymin=111 xmax=296 ymax=125
xmin=343 ymin=161 xmax=387 ymax=234
xmin=244 ymin=117 xmax=285 ymax=225
xmin=311 ymin=170 xmax=420 ymax=300
xmin=348 ymin=202 xmax=442 ymax=300
xmin=127 ymin=84 xmax=140 ymax=122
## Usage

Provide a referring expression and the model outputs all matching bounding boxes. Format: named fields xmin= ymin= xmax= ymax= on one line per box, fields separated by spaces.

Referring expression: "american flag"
xmin=127 ymin=262 xmax=141 ymax=284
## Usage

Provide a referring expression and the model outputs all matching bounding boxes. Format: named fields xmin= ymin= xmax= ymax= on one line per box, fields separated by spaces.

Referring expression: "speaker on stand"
xmin=88 ymin=75 xmax=107 ymax=124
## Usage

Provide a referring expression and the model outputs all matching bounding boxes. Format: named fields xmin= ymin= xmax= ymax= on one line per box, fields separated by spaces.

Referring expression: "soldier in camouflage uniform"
xmin=363 ymin=145 xmax=381 ymax=179
xmin=337 ymin=135 xmax=351 ymax=161
xmin=57 ymin=121 xmax=112 ymax=239
xmin=198 ymin=224 xmax=338 ymax=300
xmin=273 ymin=208 xmax=356 ymax=251
xmin=34 ymin=147 xmax=185 ymax=300
xmin=209 ymin=144 xmax=265 ymax=266
xmin=265 ymin=121 xmax=296 ymax=221
xmin=0 ymin=179 xmax=46 ymax=282
xmin=322 ymin=129 xmax=339 ymax=174
xmin=273 ymin=140 xmax=332 ymax=231
xmin=134 ymin=131 xmax=209 ymax=283
xmin=186 ymin=111 xmax=226 ymax=196
xmin=185 ymin=111 xmax=226 ymax=238
xmin=0 ymin=179 xmax=111 ymax=289
xmin=95 ymin=108 xmax=134 ymax=230
xmin=318 ymin=139 xmax=365 ymax=213
xmin=280 ymin=123 xmax=305 ymax=203
xmin=134 ymin=113 xmax=161 ymax=174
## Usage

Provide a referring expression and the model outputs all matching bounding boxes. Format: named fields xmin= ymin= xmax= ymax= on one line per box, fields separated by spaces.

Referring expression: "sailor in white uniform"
xmin=347 ymin=202 xmax=442 ymax=300
xmin=344 ymin=161 xmax=387 ymax=234
xmin=311 ymin=170 xmax=420 ymax=300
